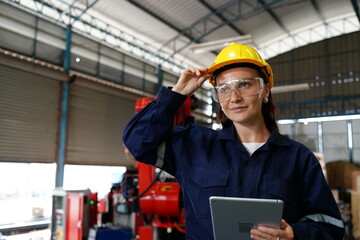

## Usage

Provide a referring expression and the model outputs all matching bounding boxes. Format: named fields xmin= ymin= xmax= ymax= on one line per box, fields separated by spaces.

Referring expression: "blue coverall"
xmin=122 ymin=87 xmax=345 ymax=240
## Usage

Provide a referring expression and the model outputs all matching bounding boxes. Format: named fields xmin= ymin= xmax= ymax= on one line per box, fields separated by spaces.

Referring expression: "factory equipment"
xmin=96 ymin=96 xmax=196 ymax=240
xmin=110 ymin=162 xmax=186 ymax=240
xmin=51 ymin=188 xmax=97 ymax=240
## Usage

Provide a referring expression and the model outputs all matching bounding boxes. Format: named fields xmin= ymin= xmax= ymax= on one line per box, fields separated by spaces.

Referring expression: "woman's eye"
xmin=237 ymin=81 xmax=250 ymax=88
xmin=219 ymin=85 xmax=229 ymax=93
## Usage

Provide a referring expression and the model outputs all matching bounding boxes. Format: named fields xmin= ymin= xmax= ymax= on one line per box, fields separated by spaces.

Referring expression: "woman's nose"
xmin=229 ymin=88 xmax=242 ymax=102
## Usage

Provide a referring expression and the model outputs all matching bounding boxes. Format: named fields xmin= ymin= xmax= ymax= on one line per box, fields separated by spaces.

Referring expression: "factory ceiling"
xmin=3 ymin=0 xmax=359 ymax=75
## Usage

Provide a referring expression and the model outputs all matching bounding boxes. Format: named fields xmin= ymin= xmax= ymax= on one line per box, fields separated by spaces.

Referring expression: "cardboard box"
xmin=326 ymin=160 xmax=360 ymax=190
xmin=32 ymin=207 xmax=44 ymax=217
xmin=351 ymin=191 xmax=360 ymax=239
xmin=352 ymin=171 xmax=360 ymax=192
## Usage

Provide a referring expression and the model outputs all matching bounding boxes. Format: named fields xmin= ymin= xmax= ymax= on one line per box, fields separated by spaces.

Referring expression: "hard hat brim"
xmin=207 ymin=59 xmax=273 ymax=88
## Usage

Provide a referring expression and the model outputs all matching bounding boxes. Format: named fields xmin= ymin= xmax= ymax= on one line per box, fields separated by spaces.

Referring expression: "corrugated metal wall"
xmin=270 ymin=31 xmax=360 ymax=118
xmin=0 ymin=64 xmax=60 ymax=163
xmin=0 ymin=55 xmax=147 ymax=166
xmin=66 ymin=83 xmax=135 ymax=166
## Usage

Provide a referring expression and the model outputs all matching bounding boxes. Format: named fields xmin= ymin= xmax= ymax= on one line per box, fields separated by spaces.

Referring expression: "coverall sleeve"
xmin=289 ymin=153 xmax=345 ymax=240
xmin=122 ymin=87 xmax=187 ymax=171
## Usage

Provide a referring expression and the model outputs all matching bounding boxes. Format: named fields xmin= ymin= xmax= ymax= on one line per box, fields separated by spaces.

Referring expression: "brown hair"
xmin=213 ymin=63 xmax=279 ymax=132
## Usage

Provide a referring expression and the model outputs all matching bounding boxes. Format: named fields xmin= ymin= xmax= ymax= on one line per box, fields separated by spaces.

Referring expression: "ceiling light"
xmin=190 ymin=35 xmax=252 ymax=54
xmin=278 ymin=114 xmax=360 ymax=125
xmin=277 ymin=119 xmax=296 ymax=125
xmin=298 ymin=114 xmax=360 ymax=123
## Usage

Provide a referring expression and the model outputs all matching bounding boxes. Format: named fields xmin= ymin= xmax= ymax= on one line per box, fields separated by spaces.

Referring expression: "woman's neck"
xmin=233 ymin=121 xmax=270 ymax=143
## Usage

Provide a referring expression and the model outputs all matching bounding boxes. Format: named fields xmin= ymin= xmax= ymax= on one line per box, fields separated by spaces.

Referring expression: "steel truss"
xmin=3 ymin=0 xmax=359 ymax=72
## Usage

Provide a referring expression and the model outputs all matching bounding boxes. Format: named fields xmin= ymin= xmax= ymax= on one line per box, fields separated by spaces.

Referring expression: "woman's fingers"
xmin=184 ymin=66 xmax=208 ymax=76
xmin=250 ymin=220 xmax=294 ymax=240
xmin=172 ymin=67 xmax=213 ymax=95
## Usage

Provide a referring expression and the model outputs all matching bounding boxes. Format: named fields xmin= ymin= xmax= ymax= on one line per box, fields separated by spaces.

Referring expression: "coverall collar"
xmin=216 ymin=123 xmax=292 ymax=147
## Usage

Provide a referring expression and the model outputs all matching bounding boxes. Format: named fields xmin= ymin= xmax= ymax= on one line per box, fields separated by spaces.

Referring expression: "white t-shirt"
xmin=242 ymin=142 xmax=266 ymax=156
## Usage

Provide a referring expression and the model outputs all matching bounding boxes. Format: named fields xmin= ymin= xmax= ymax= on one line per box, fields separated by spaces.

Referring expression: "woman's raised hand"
xmin=172 ymin=67 xmax=213 ymax=96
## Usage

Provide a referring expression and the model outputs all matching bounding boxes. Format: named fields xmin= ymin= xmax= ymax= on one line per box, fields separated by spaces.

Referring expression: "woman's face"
xmin=215 ymin=67 xmax=270 ymax=126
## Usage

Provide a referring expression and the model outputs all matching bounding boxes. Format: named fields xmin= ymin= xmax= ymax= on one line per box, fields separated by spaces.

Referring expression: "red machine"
xmin=135 ymin=95 xmax=193 ymax=127
xmin=122 ymin=96 xmax=196 ymax=239
xmin=112 ymin=155 xmax=185 ymax=240
xmin=134 ymin=163 xmax=185 ymax=240
xmin=97 ymin=95 xmax=197 ymax=239
xmin=51 ymin=189 xmax=98 ymax=240
xmin=133 ymin=96 xmax=192 ymax=239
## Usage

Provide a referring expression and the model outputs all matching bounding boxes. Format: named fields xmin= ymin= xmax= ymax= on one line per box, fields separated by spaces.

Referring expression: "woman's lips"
xmin=230 ymin=106 xmax=247 ymax=112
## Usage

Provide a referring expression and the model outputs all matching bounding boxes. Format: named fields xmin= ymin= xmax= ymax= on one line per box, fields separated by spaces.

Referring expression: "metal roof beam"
xmin=159 ymin=0 xmax=285 ymax=58
xmin=3 ymin=0 xmax=190 ymax=72
xmin=196 ymin=0 xmax=245 ymax=35
xmin=310 ymin=0 xmax=331 ymax=38
xmin=127 ymin=0 xmax=219 ymax=55
xmin=350 ymin=0 xmax=360 ymax=23
xmin=126 ymin=0 xmax=193 ymax=41
xmin=310 ymin=0 xmax=326 ymax=22
xmin=72 ymin=0 xmax=99 ymax=24
xmin=258 ymin=0 xmax=289 ymax=34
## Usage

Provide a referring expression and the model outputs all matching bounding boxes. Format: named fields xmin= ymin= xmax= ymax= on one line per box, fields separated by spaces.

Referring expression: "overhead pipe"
xmin=271 ymin=83 xmax=310 ymax=94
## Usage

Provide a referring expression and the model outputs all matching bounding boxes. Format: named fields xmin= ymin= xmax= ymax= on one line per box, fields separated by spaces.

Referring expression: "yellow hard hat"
xmin=208 ymin=43 xmax=274 ymax=88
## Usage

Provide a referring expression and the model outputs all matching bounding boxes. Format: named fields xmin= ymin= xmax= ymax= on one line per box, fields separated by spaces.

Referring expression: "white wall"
xmin=323 ymin=121 xmax=348 ymax=162
xmin=353 ymin=119 xmax=360 ymax=162
xmin=278 ymin=118 xmax=359 ymax=164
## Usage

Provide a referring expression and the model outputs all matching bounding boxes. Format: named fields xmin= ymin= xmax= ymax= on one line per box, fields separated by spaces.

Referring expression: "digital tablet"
xmin=209 ymin=196 xmax=283 ymax=240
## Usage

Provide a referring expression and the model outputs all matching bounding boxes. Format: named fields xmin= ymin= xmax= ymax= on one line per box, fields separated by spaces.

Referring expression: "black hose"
xmin=132 ymin=169 xmax=163 ymax=201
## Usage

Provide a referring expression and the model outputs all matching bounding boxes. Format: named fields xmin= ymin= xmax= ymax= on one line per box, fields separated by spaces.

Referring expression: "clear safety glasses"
xmin=211 ymin=77 xmax=264 ymax=103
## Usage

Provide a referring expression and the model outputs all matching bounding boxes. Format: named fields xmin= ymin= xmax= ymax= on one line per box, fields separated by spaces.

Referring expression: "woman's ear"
xmin=263 ymin=83 xmax=271 ymax=99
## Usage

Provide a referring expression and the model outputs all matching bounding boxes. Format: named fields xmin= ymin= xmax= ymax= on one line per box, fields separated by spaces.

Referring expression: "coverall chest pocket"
xmin=264 ymin=178 xmax=300 ymax=218
xmin=265 ymin=178 xmax=299 ymax=200
xmin=187 ymin=167 xmax=229 ymax=218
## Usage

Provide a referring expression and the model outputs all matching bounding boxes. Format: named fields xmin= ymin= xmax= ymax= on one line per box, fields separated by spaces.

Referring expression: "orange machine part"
xmin=135 ymin=98 xmax=154 ymax=114
xmin=139 ymin=181 xmax=181 ymax=217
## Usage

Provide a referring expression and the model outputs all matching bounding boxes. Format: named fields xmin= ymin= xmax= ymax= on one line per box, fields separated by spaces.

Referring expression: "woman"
xmin=122 ymin=43 xmax=344 ymax=239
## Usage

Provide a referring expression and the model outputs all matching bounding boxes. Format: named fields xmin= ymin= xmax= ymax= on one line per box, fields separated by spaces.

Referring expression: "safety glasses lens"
xmin=212 ymin=78 xmax=264 ymax=102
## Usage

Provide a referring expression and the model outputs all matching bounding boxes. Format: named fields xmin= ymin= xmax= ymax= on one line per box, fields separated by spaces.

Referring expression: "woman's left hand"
xmin=250 ymin=219 xmax=294 ymax=240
